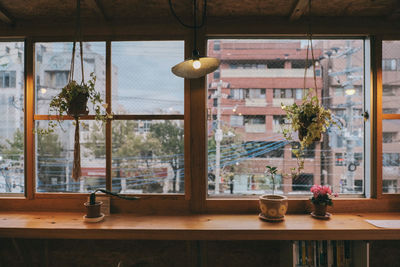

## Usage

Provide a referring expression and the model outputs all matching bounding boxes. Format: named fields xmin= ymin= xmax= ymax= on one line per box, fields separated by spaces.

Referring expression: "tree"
xmin=149 ymin=121 xmax=184 ymax=193
xmin=0 ymin=129 xmax=24 ymax=192
xmin=2 ymin=129 xmax=24 ymax=160
xmin=36 ymin=132 xmax=64 ymax=192
xmin=84 ymin=121 xmax=163 ymax=193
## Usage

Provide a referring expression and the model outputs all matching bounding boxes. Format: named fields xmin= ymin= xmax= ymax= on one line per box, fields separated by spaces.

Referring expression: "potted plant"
xmin=259 ymin=165 xmax=288 ymax=222
xmin=310 ymin=184 xmax=338 ymax=218
xmin=281 ymin=88 xmax=335 ymax=173
xmin=37 ymin=72 xmax=111 ymax=180
xmin=84 ymin=189 xmax=140 ymax=222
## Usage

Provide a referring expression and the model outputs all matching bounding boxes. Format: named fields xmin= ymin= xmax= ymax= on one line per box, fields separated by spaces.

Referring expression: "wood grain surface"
xmin=1 ymin=212 xmax=400 ymax=240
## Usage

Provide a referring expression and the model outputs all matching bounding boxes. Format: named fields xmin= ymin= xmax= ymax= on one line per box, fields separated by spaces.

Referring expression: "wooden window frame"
xmin=0 ymin=20 xmax=399 ymax=214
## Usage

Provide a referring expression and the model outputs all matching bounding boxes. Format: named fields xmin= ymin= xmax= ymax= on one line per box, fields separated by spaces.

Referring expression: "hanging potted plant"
xmin=36 ymin=0 xmax=111 ymax=181
xmin=259 ymin=165 xmax=288 ymax=222
xmin=281 ymin=34 xmax=336 ymax=174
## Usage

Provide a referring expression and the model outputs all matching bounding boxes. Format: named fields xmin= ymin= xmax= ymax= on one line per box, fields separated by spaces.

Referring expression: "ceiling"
xmin=0 ymin=0 xmax=398 ymax=26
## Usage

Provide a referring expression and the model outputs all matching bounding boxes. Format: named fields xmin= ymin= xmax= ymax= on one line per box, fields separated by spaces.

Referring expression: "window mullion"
xmin=106 ymin=40 xmax=112 ymax=191
xmin=370 ymin=36 xmax=383 ymax=198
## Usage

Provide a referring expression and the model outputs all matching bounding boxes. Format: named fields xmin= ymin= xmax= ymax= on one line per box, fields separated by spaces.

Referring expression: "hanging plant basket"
xmin=67 ymin=90 xmax=89 ymax=117
xmin=298 ymin=111 xmax=321 ymax=142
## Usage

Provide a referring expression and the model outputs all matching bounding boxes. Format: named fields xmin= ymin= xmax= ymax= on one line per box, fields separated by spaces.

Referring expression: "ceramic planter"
xmin=313 ymin=203 xmax=327 ymax=216
xmin=84 ymin=201 xmax=103 ymax=218
xmin=259 ymin=195 xmax=288 ymax=221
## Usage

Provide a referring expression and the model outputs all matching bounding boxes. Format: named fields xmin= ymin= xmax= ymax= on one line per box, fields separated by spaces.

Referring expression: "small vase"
xmin=313 ymin=203 xmax=327 ymax=216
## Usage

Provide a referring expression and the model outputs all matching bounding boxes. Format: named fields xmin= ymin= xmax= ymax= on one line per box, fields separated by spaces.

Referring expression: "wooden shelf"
xmin=1 ymin=212 xmax=400 ymax=240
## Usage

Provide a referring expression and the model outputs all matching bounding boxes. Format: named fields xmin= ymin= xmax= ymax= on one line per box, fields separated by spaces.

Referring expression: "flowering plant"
xmin=310 ymin=184 xmax=338 ymax=206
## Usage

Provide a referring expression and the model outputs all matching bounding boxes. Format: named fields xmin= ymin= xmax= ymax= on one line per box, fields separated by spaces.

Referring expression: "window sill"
xmin=1 ymin=211 xmax=400 ymax=240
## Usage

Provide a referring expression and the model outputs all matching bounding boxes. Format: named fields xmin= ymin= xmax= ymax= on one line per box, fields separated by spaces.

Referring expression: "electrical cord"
xmin=168 ymin=0 xmax=207 ymax=29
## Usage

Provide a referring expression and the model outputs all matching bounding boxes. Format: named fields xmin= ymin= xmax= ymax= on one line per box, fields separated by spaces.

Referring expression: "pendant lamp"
xmin=169 ymin=0 xmax=220 ymax=79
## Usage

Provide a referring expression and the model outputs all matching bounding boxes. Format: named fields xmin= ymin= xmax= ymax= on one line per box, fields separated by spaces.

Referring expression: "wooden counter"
xmin=0 ymin=212 xmax=400 ymax=240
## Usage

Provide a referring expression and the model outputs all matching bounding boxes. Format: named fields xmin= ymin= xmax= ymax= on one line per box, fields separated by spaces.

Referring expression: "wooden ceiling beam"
xmin=85 ymin=0 xmax=108 ymax=21
xmin=0 ymin=3 xmax=14 ymax=26
xmin=289 ymin=0 xmax=309 ymax=21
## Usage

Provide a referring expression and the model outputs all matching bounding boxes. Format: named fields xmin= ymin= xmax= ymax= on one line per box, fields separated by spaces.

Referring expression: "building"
xmin=207 ymin=39 xmax=366 ymax=195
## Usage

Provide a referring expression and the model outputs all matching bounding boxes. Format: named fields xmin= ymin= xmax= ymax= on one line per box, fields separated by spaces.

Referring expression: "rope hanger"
xmin=69 ymin=0 xmax=85 ymax=84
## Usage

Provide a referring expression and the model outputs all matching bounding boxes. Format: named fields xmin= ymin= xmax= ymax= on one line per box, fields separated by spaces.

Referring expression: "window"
xmin=0 ymin=42 xmax=24 ymax=194
xmin=34 ymin=41 xmax=184 ymax=194
xmin=272 ymin=115 xmax=286 ymax=133
xmin=245 ymin=88 xmax=265 ymax=99
xmin=273 ymin=89 xmax=295 ymax=99
xmin=382 ymin=59 xmax=397 ymax=71
xmin=0 ymin=71 xmax=16 ymax=88
xmin=335 ymin=153 xmax=345 ymax=166
xmin=207 ymin=38 xmax=364 ymax=196
xmin=213 ymin=68 xmax=220 ymax=79
xmin=382 ymin=86 xmax=395 ymax=96
xmin=213 ymin=40 xmax=220 ymax=51
xmin=0 ymin=35 xmax=395 ymax=213
xmin=292 ymin=173 xmax=314 ymax=192
xmin=230 ymin=115 xmax=243 ymax=126
xmin=382 ymin=153 xmax=400 ymax=167
xmin=383 ymin=132 xmax=397 ymax=143
xmin=230 ymin=89 xmax=245 ymax=100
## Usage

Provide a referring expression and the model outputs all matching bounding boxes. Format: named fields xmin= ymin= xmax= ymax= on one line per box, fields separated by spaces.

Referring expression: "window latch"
xmin=362 ymin=111 xmax=369 ymax=122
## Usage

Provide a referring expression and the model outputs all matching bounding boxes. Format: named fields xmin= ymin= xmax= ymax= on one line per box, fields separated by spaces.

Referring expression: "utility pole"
xmin=214 ymin=80 xmax=223 ymax=194
xmin=344 ymin=40 xmax=356 ymax=192
xmin=329 ymin=41 xmax=362 ymax=193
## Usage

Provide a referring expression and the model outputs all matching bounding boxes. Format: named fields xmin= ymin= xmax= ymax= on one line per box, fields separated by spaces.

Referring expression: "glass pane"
xmin=36 ymin=120 xmax=105 ymax=193
xmin=0 ymin=42 xmax=24 ymax=194
xmin=111 ymin=41 xmax=184 ymax=114
xmin=382 ymin=120 xmax=400 ymax=193
xmin=112 ymin=120 xmax=184 ymax=194
xmin=35 ymin=42 xmax=106 ymax=115
xmin=207 ymin=39 xmax=364 ymax=196
xmin=382 ymin=41 xmax=400 ymax=114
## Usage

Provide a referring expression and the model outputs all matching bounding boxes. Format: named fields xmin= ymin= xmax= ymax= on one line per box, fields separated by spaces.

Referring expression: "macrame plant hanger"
xmin=71 ymin=0 xmax=85 ymax=181
xmin=303 ymin=0 xmax=318 ymax=101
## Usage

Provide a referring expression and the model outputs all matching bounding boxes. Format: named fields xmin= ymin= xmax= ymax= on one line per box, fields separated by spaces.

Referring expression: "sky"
xmin=96 ymin=41 xmax=184 ymax=114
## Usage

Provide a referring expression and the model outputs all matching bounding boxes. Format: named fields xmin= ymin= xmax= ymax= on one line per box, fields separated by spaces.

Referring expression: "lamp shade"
xmin=171 ymin=57 xmax=220 ymax=79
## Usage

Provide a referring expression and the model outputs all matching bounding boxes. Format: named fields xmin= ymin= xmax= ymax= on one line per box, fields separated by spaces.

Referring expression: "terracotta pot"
xmin=259 ymin=195 xmax=288 ymax=219
xmin=84 ymin=201 xmax=103 ymax=218
xmin=67 ymin=92 xmax=89 ymax=117
xmin=313 ymin=203 xmax=327 ymax=216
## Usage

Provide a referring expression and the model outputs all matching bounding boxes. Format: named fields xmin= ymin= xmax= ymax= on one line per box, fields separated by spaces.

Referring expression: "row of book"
xmin=295 ymin=240 xmax=353 ymax=267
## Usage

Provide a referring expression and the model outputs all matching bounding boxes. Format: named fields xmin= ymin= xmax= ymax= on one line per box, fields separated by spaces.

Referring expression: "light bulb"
xmin=40 ymin=88 xmax=47 ymax=94
xmin=193 ymin=60 xmax=201 ymax=69
xmin=345 ymin=88 xmax=356 ymax=96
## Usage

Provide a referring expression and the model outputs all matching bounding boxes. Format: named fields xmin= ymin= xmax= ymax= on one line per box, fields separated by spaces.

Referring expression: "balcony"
xmin=272 ymin=98 xmax=294 ymax=107
xmin=245 ymin=98 xmax=267 ymax=107
xmin=245 ymin=124 xmax=266 ymax=133
xmin=221 ymin=68 xmax=315 ymax=78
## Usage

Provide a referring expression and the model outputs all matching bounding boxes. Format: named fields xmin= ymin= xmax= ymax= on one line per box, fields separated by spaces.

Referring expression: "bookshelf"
xmin=281 ymin=240 xmax=369 ymax=267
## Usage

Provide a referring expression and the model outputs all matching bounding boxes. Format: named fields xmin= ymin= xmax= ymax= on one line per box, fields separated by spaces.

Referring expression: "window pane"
xmin=112 ymin=120 xmax=184 ymax=194
xmin=382 ymin=41 xmax=400 ymax=114
xmin=35 ymin=42 xmax=106 ymax=115
xmin=0 ymin=42 xmax=24 ymax=194
xmin=207 ymin=39 xmax=364 ymax=196
xmin=36 ymin=121 xmax=105 ymax=193
xmin=111 ymin=41 xmax=184 ymax=114
xmin=382 ymin=120 xmax=400 ymax=193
